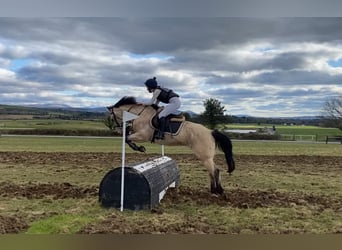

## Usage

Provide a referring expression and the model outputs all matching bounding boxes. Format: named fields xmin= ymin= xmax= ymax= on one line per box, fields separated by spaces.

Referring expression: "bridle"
xmin=107 ymin=105 xmax=147 ymax=129
xmin=107 ymin=106 xmax=123 ymax=128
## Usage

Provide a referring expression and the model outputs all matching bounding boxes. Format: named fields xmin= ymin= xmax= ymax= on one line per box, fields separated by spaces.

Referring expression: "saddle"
xmin=150 ymin=110 xmax=185 ymax=141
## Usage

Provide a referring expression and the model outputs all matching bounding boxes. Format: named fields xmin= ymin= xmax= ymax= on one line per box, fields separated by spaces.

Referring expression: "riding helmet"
xmin=144 ymin=77 xmax=158 ymax=89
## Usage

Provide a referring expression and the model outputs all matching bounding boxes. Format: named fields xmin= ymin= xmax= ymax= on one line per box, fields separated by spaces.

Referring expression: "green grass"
xmin=2 ymin=120 xmax=341 ymax=138
xmin=165 ymin=203 xmax=341 ymax=234
xmin=0 ymin=136 xmax=182 ymax=153
xmin=0 ymin=119 xmax=107 ymax=130
xmin=229 ymin=167 xmax=342 ymax=196
xmin=0 ymin=135 xmax=341 ymax=234
xmin=233 ymin=141 xmax=342 ymax=156
xmin=276 ymin=126 xmax=341 ymax=141
xmin=0 ymin=136 xmax=119 ymax=152
xmin=275 ymin=126 xmax=340 ymax=135
xmin=0 ymin=162 xmax=106 ymax=186
xmin=225 ymin=123 xmax=342 ymax=141
xmin=26 ymin=214 xmax=98 ymax=234
xmin=0 ymin=136 xmax=341 ymax=156
xmin=0 ymin=197 xmax=111 ymax=234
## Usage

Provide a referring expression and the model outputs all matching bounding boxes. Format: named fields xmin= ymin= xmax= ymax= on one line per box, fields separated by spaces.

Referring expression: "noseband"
xmin=107 ymin=106 xmax=123 ymax=128
xmin=107 ymin=105 xmax=146 ymax=128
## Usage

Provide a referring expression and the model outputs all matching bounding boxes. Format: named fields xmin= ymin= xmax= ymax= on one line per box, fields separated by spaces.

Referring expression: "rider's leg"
xmin=159 ymin=97 xmax=181 ymax=117
xmin=155 ymin=116 xmax=166 ymax=139
xmin=157 ymin=97 xmax=181 ymax=140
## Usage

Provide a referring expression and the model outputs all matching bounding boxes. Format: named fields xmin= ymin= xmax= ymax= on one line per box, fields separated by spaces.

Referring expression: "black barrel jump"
xmin=99 ymin=156 xmax=180 ymax=210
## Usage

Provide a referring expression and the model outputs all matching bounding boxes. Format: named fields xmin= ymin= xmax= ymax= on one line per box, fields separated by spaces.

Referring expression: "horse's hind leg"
xmin=203 ymin=158 xmax=224 ymax=195
xmin=187 ymin=130 xmax=223 ymax=194
xmin=214 ymin=168 xmax=223 ymax=194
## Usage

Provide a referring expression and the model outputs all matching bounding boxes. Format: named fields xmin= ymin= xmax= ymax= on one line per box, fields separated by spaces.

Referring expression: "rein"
xmin=109 ymin=108 xmax=122 ymax=128
xmin=109 ymin=105 xmax=147 ymax=128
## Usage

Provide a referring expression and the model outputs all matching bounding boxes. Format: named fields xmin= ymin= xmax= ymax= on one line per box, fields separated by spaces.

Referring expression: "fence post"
xmin=120 ymin=111 xmax=139 ymax=212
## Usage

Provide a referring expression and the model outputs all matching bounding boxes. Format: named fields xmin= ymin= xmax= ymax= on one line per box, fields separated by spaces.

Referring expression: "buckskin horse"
xmin=107 ymin=96 xmax=235 ymax=195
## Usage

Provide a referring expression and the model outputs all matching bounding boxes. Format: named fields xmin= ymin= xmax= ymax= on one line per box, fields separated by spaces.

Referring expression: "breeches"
xmin=158 ymin=97 xmax=181 ymax=118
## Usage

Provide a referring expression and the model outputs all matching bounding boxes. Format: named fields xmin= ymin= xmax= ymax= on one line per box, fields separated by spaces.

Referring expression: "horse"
xmin=107 ymin=96 xmax=235 ymax=195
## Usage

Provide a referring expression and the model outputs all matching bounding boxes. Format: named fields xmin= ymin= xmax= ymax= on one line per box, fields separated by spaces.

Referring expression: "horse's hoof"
xmin=216 ymin=190 xmax=224 ymax=195
xmin=210 ymin=188 xmax=224 ymax=196
xmin=138 ymin=146 xmax=146 ymax=153
xmin=227 ymin=171 xmax=233 ymax=176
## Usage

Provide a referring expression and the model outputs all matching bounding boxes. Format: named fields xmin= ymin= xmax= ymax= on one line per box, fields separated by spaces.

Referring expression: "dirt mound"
xmin=0 ymin=152 xmax=119 ymax=167
xmin=80 ymin=186 xmax=341 ymax=234
xmin=1 ymin=152 xmax=341 ymax=171
xmin=0 ymin=215 xmax=28 ymax=234
xmin=80 ymin=212 xmax=223 ymax=234
xmin=165 ymin=187 xmax=341 ymax=211
xmin=0 ymin=182 xmax=98 ymax=199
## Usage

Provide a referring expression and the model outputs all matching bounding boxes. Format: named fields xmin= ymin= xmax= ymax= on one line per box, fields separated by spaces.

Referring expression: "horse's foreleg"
xmin=126 ymin=139 xmax=146 ymax=152
xmin=125 ymin=132 xmax=149 ymax=153
xmin=122 ymin=126 xmax=146 ymax=152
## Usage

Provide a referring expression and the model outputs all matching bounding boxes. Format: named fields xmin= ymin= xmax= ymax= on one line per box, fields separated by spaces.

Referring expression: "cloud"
xmin=1 ymin=17 xmax=342 ymax=117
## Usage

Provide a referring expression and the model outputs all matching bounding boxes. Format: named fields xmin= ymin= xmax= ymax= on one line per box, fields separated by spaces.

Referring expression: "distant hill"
xmin=0 ymin=104 xmax=107 ymax=120
xmin=24 ymin=104 xmax=108 ymax=113
xmin=182 ymin=110 xmax=198 ymax=117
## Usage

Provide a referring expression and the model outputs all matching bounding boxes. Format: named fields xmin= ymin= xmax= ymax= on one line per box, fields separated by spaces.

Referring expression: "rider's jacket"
xmin=156 ymin=87 xmax=179 ymax=103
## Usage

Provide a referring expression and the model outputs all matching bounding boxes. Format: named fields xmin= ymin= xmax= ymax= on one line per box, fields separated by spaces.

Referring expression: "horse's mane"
xmin=113 ymin=96 xmax=137 ymax=108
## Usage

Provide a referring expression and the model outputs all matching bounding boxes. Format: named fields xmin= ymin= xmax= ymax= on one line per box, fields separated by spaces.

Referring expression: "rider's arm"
xmin=143 ymin=89 xmax=161 ymax=105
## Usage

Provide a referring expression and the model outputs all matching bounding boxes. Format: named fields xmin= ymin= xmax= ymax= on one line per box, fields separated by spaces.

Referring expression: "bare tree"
xmin=322 ymin=96 xmax=342 ymax=130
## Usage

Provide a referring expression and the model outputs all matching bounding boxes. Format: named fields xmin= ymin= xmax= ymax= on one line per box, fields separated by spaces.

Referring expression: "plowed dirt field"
xmin=0 ymin=152 xmax=341 ymax=233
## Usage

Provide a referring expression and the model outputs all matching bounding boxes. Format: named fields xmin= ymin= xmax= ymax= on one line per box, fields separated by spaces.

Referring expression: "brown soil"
xmin=80 ymin=186 xmax=341 ymax=233
xmin=0 ymin=152 xmax=341 ymax=233
xmin=0 ymin=215 xmax=28 ymax=233
xmin=0 ymin=182 xmax=97 ymax=199
xmin=0 ymin=152 xmax=341 ymax=170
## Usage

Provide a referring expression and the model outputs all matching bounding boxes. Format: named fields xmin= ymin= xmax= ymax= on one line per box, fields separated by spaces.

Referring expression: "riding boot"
xmin=156 ymin=117 xmax=166 ymax=140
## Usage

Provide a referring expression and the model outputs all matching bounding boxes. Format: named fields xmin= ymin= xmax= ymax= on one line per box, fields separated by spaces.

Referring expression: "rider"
xmin=143 ymin=77 xmax=181 ymax=140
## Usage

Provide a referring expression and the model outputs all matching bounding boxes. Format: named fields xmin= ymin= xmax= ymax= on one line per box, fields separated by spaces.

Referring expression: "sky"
xmin=1 ymin=17 xmax=342 ymax=117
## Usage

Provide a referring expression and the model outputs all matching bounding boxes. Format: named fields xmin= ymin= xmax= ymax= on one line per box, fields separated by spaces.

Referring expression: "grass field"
xmin=1 ymin=119 xmax=341 ymax=138
xmin=225 ymin=123 xmax=342 ymax=140
xmin=0 ymin=119 xmax=107 ymax=130
xmin=0 ymin=136 xmax=341 ymax=234
xmin=0 ymin=135 xmax=342 ymax=156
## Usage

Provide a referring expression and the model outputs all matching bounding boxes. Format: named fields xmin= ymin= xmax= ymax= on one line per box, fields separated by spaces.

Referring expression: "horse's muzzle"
xmin=115 ymin=127 xmax=123 ymax=135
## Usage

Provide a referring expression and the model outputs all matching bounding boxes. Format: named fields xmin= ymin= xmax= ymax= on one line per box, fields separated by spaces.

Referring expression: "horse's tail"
xmin=212 ymin=129 xmax=235 ymax=174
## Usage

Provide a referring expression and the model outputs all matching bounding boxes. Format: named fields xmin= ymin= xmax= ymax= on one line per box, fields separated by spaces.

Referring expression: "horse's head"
xmin=107 ymin=96 xmax=138 ymax=134
xmin=106 ymin=105 xmax=122 ymax=132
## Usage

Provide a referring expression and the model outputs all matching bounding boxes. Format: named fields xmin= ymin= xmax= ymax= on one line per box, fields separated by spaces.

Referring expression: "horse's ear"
xmin=127 ymin=96 xmax=137 ymax=104
xmin=151 ymin=104 xmax=159 ymax=110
